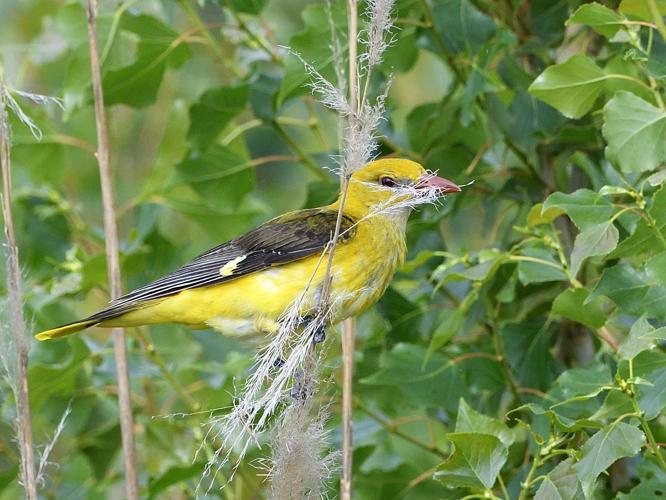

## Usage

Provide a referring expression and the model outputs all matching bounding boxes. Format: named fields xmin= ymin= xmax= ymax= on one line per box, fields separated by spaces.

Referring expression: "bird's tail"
xmin=35 ymin=319 xmax=99 ymax=341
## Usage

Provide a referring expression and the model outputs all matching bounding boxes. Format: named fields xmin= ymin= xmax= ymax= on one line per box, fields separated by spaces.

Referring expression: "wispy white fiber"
xmin=197 ymin=257 xmax=347 ymax=495
xmin=2 ymin=88 xmax=62 ymax=142
xmin=36 ymin=400 xmax=72 ymax=486
xmin=267 ymin=355 xmax=340 ymax=500
xmin=362 ymin=0 xmax=396 ymax=69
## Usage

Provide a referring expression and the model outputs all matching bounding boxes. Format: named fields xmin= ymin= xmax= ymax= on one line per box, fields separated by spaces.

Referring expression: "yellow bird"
xmin=35 ymin=158 xmax=460 ymax=341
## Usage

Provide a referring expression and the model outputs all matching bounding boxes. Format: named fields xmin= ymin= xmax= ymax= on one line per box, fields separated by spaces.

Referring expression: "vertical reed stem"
xmin=0 ymin=76 xmax=38 ymax=500
xmin=341 ymin=3 xmax=358 ymax=499
xmin=85 ymin=2 xmax=139 ymax=498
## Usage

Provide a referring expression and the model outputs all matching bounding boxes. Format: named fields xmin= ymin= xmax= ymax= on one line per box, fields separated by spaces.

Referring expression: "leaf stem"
xmin=628 ymin=382 xmax=666 ymax=473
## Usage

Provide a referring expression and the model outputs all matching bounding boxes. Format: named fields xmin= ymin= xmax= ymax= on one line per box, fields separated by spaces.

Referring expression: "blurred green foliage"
xmin=1 ymin=0 xmax=666 ymax=498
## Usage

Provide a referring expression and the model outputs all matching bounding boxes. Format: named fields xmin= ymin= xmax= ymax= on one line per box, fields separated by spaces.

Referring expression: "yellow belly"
xmin=103 ymin=215 xmax=406 ymax=337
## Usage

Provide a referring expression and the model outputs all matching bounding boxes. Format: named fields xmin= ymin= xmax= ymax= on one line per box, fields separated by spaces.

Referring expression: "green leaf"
xmin=172 ymin=145 xmax=254 ymax=211
xmin=619 ymin=0 xmax=666 ymax=20
xmin=603 ymin=92 xmax=666 ymax=173
xmin=535 ymin=458 xmax=580 ymax=500
xmin=455 ymin=399 xmax=514 ymax=448
xmin=517 ymin=247 xmax=568 ymax=285
xmin=361 ymin=343 xmax=463 ymax=411
xmin=543 ymin=189 xmax=615 ymax=231
xmin=103 ymin=13 xmax=191 ymax=107
xmin=551 ymin=288 xmax=607 ymax=330
xmin=187 ymin=85 xmax=249 ymax=152
xmin=555 ymin=363 xmax=612 ymax=398
xmin=591 ymin=390 xmax=634 ymax=423
xmin=527 ymin=202 xmax=564 ymax=227
xmin=502 ymin=320 xmax=558 ymax=391
xmin=277 ymin=4 xmax=342 ymax=106
xmin=619 ymin=316 xmax=666 ymax=360
xmin=618 ymin=479 xmax=666 ymax=499
xmin=638 ymin=367 xmax=666 ymax=420
xmin=431 ymin=0 xmax=496 ymax=55
xmin=567 ymin=3 xmax=627 ymax=39
xmin=434 ymin=433 xmax=507 ymax=489
xmin=611 ymin=185 xmax=666 ymax=258
xmin=646 ymin=251 xmax=666 ymax=286
xmin=570 ymin=221 xmax=619 ymax=277
xmin=573 ymin=422 xmax=645 ymax=498
xmin=588 ymin=263 xmax=649 ymax=314
xmin=529 ymin=55 xmax=606 ymax=119
xmin=148 ymin=463 xmax=205 ymax=498
xmin=222 ymin=0 xmax=268 ymax=15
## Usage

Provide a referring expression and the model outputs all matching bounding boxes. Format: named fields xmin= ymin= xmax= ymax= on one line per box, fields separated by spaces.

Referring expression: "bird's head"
xmin=339 ymin=158 xmax=460 ymax=221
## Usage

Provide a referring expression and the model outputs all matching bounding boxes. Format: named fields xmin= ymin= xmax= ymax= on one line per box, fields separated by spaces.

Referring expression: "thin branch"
xmin=339 ymin=2 xmax=358 ymax=499
xmin=85 ymin=1 xmax=139 ymax=498
xmin=0 ymin=72 xmax=38 ymax=500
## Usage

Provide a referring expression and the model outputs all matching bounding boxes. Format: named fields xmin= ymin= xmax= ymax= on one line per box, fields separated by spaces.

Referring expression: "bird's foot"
xmin=298 ymin=315 xmax=327 ymax=345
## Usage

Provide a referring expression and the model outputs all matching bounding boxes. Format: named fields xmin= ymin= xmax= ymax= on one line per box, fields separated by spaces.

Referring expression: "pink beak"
xmin=415 ymin=174 xmax=461 ymax=194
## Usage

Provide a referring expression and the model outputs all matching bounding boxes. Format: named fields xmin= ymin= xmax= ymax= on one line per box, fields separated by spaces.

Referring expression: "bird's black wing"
xmin=86 ymin=209 xmax=356 ymax=321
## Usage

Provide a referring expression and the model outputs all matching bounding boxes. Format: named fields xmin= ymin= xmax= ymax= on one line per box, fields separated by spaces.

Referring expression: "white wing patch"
xmin=219 ymin=255 xmax=247 ymax=277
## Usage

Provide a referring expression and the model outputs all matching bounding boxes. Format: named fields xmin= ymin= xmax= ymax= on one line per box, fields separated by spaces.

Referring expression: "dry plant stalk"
xmin=340 ymin=2 xmax=358 ymax=497
xmin=0 ymin=72 xmax=38 ymax=500
xmin=197 ymin=0 xmax=402 ymax=494
xmin=85 ymin=1 xmax=139 ymax=497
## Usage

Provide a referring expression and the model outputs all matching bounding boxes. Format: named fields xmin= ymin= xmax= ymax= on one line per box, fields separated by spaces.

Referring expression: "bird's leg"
xmin=298 ymin=314 xmax=328 ymax=344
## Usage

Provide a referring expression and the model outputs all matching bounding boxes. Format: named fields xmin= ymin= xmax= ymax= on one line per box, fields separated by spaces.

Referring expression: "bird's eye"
xmin=380 ymin=176 xmax=396 ymax=187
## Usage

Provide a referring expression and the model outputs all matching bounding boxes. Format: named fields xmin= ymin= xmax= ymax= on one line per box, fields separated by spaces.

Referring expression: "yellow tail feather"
xmin=35 ymin=319 xmax=99 ymax=341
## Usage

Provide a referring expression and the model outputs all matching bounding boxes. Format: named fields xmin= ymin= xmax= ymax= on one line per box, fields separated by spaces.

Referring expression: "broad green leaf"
xmin=535 ymin=458 xmax=580 ymax=500
xmin=456 ymin=399 xmax=514 ymax=447
xmin=277 ymin=4 xmax=343 ymax=106
xmin=573 ymin=422 xmax=645 ymax=498
xmin=619 ymin=0 xmax=666 ymax=20
xmin=618 ymin=479 xmax=666 ymax=499
xmin=588 ymin=263 xmax=649 ymax=314
xmin=502 ymin=320 xmax=558 ymax=390
xmin=361 ymin=343 xmax=463 ymax=411
xmin=147 ymin=463 xmax=205 ymax=499
xmin=103 ymin=13 xmax=191 ymax=107
xmin=529 ymin=55 xmax=606 ymax=119
xmin=611 ymin=185 xmax=666 ymax=258
xmin=527 ymin=203 xmax=564 ymax=227
xmin=603 ymin=92 xmax=666 ymax=173
xmin=431 ymin=0 xmax=496 ymax=55
xmin=434 ymin=433 xmax=507 ymax=489
xmin=570 ymin=221 xmax=619 ymax=277
xmin=551 ymin=288 xmax=606 ymax=330
xmin=517 ymin=248 xmax=568 ymax=285
xmin=531 ymin=0 xmax=569 ymax=44
xmin=555 ymin=363 xmax=612 ymax=399
xmin=646 ymin=251 xmax=666 ymax=286
xmin=618 ymin=316 xmax=666 ymax=360
xmin=567 ymin=3 xmax=627 ymax=39
xmin=220 ymin=0 xmax=268 ymax=14
xmin=172 ymin=145 xmax=254 ymax=212
xmin=591 ymin=390 xmax=634 ymax=423
xmin=513 ymin=403 xmax=603 ymax=432
xmin=543 ymin=189 xmax=615 ymax=230
xmin=187 ymin=85 xmax=249 ymax=152
xmin=638 ymin=367 xmax=666 ymax=419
